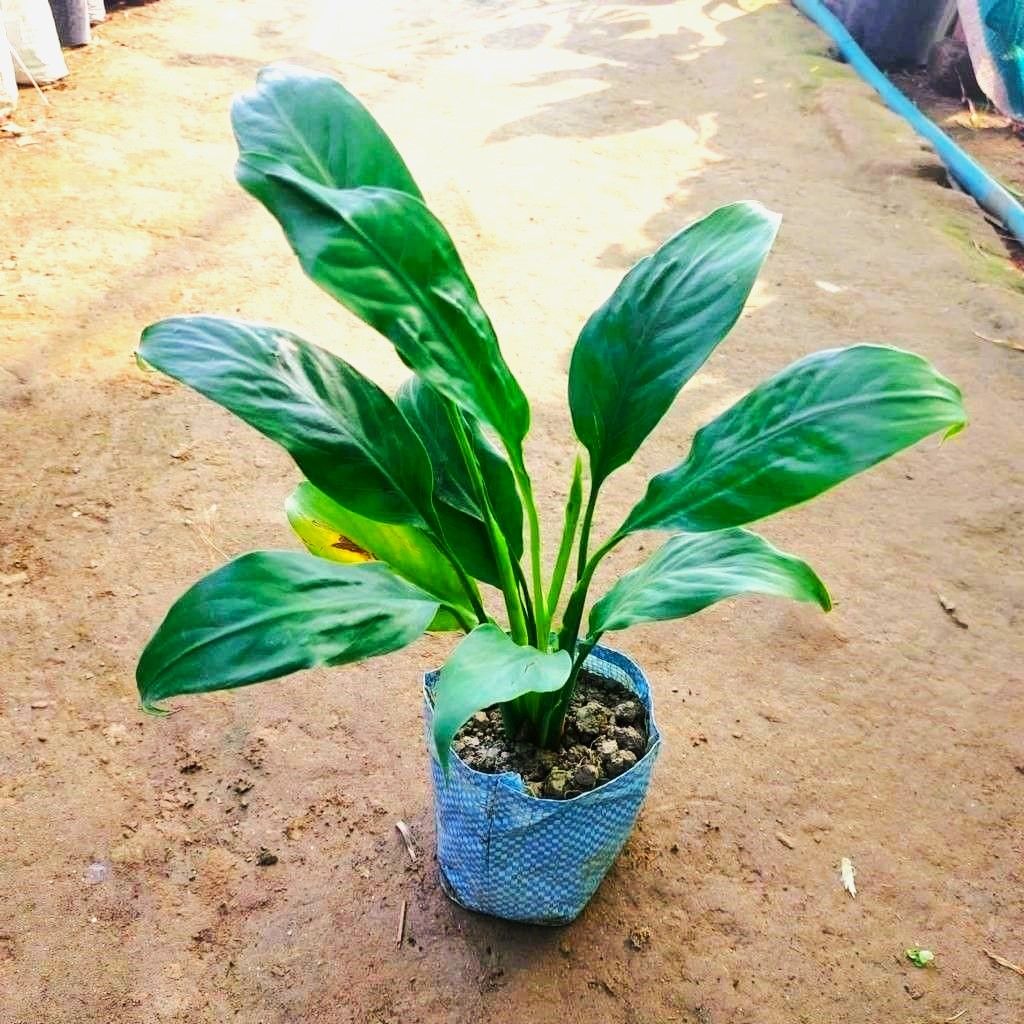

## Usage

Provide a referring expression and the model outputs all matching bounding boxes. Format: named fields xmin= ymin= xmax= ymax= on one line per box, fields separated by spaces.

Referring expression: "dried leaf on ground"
xmin=983 ymin=948 xmax=1024 ymax=977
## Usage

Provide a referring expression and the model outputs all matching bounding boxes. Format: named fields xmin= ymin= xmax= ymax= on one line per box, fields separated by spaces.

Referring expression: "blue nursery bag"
xmin=423 ymin=644 xmax=662 ymax=925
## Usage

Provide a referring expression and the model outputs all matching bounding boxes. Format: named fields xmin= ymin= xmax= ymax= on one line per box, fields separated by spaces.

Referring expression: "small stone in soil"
xmin=256 ymin=848 xmax=278 ymax=866
xmin=613 ymin=700 xmax=641 ymax=724
xmin=451 ymin=669 xmax=649 ymax=800
xmin=572 ymin=763 xmax=599 ymax=791
xmin=605 ymin=750 xmax=637 ymax=778
xmin=543 ymin=769 xmax=570 ymax=798
xmin=574 ymin=701 xmax=614 ymax=739
xmin=612 ymin=725 xmax=645 ymax=755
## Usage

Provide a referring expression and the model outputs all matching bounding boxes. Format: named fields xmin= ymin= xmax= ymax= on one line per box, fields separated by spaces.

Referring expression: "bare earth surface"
xmin=2 ymin=2 xmax=1023 ymax=1022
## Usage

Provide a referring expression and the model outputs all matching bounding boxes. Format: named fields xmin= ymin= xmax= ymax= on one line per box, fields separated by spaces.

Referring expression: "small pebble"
xmin=574 ymin=701 xmax=613 ymax=739
xmin=605 ymin=750 xmax=637 ymax=778
xmin=612 ymin=726 xmax=644 ymax=755
xmin=613 ymin=700 xmax=641 ymax=724
xmin=84 ymin=862 xmax=111 ymax=884
xmin=543 ymin=769 xmax=570 ymax=798
xmin=572 ymin=763 xmax=600 ymax=792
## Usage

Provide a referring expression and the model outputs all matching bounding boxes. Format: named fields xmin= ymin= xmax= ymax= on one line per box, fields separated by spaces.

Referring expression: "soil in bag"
xmin=452 ymin=669 xmax=650 ymax=800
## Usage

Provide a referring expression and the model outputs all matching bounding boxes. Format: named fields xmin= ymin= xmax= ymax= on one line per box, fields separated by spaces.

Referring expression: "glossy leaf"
xmin=620 ymin=345 xmax=966 ymax=536
xmin=396 ymin=377 xmax=523 ymax=558
xmin=432 ymin=625 xmax=572 ymax=770
xmin=137 ymin=552 xmax=438 ymax=710
xmin=589 ymin=528 xmax=830 ymax=636
xmin=570 ymin=202 xmax=780 ymax=486
xmin=431 ymin=503 xmax=505 ymax=590
xmin=139 ymin=316 xmax=435 ymax=526
xmin=234 ymin=160 xmax=530 ymax=460
xmin=230 ymin=64 xmax=423 ymax=197
xmin=285 ymin=481 xmax=473 ymax=630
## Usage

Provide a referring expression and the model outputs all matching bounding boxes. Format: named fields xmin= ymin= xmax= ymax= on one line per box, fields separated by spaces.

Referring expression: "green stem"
xmin=429 ymin=530 xmax=488 ymax=624
xmin=513 ymin=560 xmax=538 ymax=646
xmin=446 ymin=404 xmax=529 ymax=645
xmin=546 ymin=455 xmax=584 ymax=622
xmin=575 ymin=481 xmax=600 ymax=581
xmin=557 ymin=533 xmax=622 ymax=654
xmin=512 ymin=461 xmax=547 ymax=651
xmin=538 ymin=637 xmax=600 ymax=746
xmin=448 ymin=604 xmax=477 ymax=634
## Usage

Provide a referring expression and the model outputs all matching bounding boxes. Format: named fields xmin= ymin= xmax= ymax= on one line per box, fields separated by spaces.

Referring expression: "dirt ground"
xmin=2 ymin=1 xmax=1023 ymax=1022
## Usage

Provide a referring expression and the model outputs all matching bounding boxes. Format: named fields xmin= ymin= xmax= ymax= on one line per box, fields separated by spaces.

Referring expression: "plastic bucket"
xmin=424 ymin=644 xmax=661 ymax=925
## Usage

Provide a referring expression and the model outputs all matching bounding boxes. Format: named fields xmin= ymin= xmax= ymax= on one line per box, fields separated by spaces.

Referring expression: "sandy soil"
xmin=2 ymin=2 xmax=1023 ymax=1022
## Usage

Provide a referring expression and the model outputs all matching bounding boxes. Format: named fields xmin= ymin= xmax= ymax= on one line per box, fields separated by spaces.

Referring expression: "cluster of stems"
xmin=432 ymin=400 xmax=621 ymax=747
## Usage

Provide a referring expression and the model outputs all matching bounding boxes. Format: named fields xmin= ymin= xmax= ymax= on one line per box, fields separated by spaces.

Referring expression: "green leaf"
xmin=230 ymin=64 xmax=423 ymax=197
xmin=570 ymin=202 xmax=780 ymax=485
xmin=588 ymin=529 xmax=830 ymax=636
xmin=905 ymin=948 xmax=935 ymax=969
xmin=432 ymin=625 xmax=571 ymax=771
xmin=138 ymin=316 xmax=435 ymax=527
xmin=285 ymin=481 xmax=473 ymax=630
xmin=396 ymin=377 xmax=523 ymax=557
xmin=620 ymin=345 xmax=966 ymax=536
xmin=234 ymin=159 xmax=530 ymax=461
xmin=137 ymin=552 xmax=438 ymax=710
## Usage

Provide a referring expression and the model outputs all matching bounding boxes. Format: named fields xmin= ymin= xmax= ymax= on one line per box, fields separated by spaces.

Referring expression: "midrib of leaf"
xmin=147 ymin=592 xmax=419 ymax=684
xmin=629 ymin=385 xmax=957 ymax=529
xmin=289 ymin=176 xmax=518 ymax=456
xmin=272 ymin=337 xmax=427 ymax=517
xmin=264 ymin=90 xmax=335 ymax=187
xmin=588 ymin=242 xmax=723 ymax=482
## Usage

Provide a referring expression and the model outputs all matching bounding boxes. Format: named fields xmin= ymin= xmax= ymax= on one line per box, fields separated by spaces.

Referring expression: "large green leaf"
xmin=620 ymin=345 xmax=966 ymax=536
xmin=139 ymin=316 xmax=435 ymax=527
xmin=234 ymin=159 xmax=530 ymax=461
xmin=285 ymin=481 xmax=472 ymax=630
xmin=137 ymin=552 xmax=438 ymax=710
xmin=432 ymin=625 xmax=571 ymax=771
xmin=231 ymin=64 xmax=423 ymax=197
xmin=570 ymin=202 xmax=780 ymax=485
xmin=396 ymin=377 xmax=523 ymax=558
xmin=588 ymin=528 xmax=830 ymax=636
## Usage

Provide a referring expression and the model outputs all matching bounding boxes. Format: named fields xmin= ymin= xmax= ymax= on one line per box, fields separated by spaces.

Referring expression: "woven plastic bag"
xmin=424 ymin=645 xmax=661 ymax=925
xmin=4 ymin=0 xmax=68 ymax=85
xmin=48 ymin=0 xmax=90 ymax=47
xmin=959 ymin=0 xmax=1024 ymax=117
xmin=0 ymin=16 xmax=17 ymax=114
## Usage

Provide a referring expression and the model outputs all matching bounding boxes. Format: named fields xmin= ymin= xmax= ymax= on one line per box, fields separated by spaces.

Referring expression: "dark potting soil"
xmin=451 ymin=669 xmax=649 ymax=800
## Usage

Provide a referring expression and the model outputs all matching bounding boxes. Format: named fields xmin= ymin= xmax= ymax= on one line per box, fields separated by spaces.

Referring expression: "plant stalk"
xmin=575 ymin=480 xmax=600 ymax=581
xmin=537 ymin=636 xmax=600 ymax=747
xmin=557 ymin=533 xmax=622 ymax=654
xmin=513 ymin=560 xmax=539 ymax=647
xmin=446 ymin=403 xmax=529 ymax=645
xmin=429 ymin=531 xmax=489 ymax=625
xmin=512 ymin=461 xmax=548 ymax=650
xmin=546 ymin=455 xmax=584 ymax=622
xmin=448 ymin=604 xmax=478 ymax=634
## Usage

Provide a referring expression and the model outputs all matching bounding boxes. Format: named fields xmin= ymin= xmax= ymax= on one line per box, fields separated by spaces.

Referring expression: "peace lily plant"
xmin=136 ymin=66 xmax=965 ymax=775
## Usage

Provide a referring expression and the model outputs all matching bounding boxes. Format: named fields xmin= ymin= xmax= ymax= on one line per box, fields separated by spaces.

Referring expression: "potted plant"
xmin=136 ymin=65 xmax=966 ymax=925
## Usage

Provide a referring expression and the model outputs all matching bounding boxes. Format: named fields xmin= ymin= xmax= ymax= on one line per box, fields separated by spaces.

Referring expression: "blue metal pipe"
xmin=793 ymin=0 xmax=1024 ymax=247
